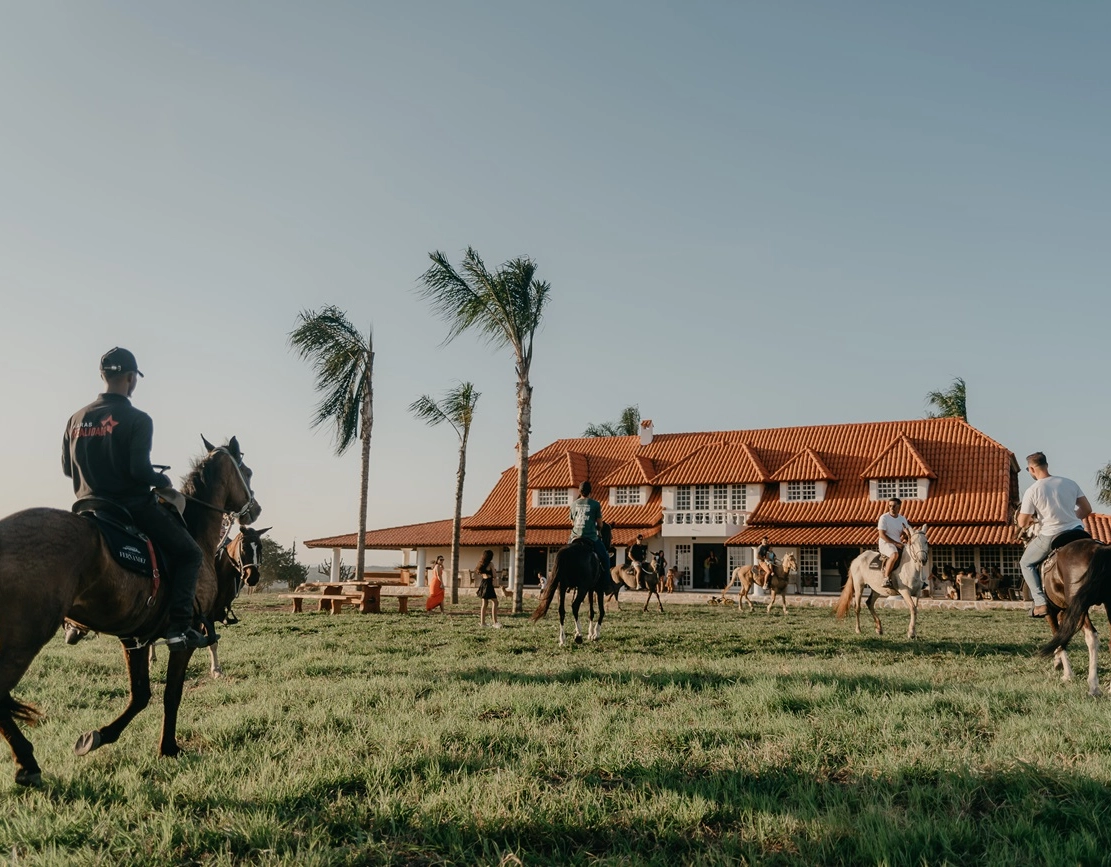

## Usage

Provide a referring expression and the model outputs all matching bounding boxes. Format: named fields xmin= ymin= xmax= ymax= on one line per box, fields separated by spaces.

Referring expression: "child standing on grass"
xmin=426 ymin=556 xmax=445 ymax=613
xmin=477 ymin=549 xmax=501 ymax=628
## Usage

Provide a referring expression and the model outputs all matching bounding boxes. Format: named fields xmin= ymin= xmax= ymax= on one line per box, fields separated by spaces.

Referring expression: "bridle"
xmin=223 ymin=532 xmax=262 ymax=586
xmin=905 ymin=529 xmax=929 ymax=568
xmin=180 ymin=447 xmax=258 ymax=522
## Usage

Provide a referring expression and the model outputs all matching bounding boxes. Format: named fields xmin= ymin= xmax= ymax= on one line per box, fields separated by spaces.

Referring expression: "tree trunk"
xmin=513 ymin=373 xmax=532 ymax=614
xmin=355 ymin=351 xmax=374 ymax=582
xmin=450 ymin=428 xmax=468 ymax=605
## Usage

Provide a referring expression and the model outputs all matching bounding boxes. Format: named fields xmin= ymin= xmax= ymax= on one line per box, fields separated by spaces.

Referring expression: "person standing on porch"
xmin=703 ymin=550 xmax=718 ymax=585
xmin=425 ymin=556 xmax=445 ymax=613
xmin=878 ymin=498 xmax=912 ymax=590
xmin=1017 ymin=451 xmax=1092 ymax=618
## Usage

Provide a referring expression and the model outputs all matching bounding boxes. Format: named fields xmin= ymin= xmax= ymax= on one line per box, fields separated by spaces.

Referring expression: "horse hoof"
xmin=574 ymin=635 xmax=583 ymax=645
xmin=211 ymin=669 xmax=224 ymax=679
xmin=15 ymin=769 xmax=42 ymax=787
xmin=74 ymin=730 xmax=102 ymax=756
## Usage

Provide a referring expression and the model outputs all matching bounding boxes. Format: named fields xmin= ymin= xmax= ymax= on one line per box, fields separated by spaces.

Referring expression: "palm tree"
xmin=584 ymin=404 xmax=640 ymax=437
xmin=925 ymin=377 xmax=968 ymax=422
xmin=1096 ymin=463 xmax=1111 ymax=507
xmin=410 ymin=382 xmax=481 ymax=604
xmin=417 ymin=247 xmax=550 ymax=614
xmin=289 ymin=306 xmax=375 ymax=582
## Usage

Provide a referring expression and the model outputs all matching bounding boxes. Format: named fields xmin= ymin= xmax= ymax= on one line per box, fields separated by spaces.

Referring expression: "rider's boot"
xmin=882 ymin=572 xmax=896 ymax=590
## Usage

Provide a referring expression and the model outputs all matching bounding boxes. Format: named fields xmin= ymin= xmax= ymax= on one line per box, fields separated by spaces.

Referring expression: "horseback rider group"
xmin=63 ymin=348 xmax=209 ymax=650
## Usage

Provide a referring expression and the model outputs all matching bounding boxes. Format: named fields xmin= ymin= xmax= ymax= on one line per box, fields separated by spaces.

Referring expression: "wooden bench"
xmin=279 ymin=583 xmax=382 ymax=614
xmin=380 ymin=592 xmax=426 ymax=614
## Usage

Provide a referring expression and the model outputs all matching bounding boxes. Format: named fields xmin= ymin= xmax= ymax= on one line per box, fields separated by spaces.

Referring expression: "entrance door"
xmin=693 ymin=543 xmax=727 ymax=589
xmin=524 ymin=547 xmax=548 ymax=587
xmin=820 ymin=547 xmax=860 ymax=593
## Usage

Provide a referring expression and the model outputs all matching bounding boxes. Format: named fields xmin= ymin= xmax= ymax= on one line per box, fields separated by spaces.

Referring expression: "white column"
xmin=508 ymin=557 xmax=516 ymax=592
xmin=330 ymin=547 xmax=342 ymax=583
xmin=415 ymin=548 xmax=427 ymax=588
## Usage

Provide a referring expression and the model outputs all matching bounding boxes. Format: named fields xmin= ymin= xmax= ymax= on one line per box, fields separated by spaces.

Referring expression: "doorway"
xmin=693 ymin=543 xmax=727 ymax=589
xmin=820 ymin=547 xmax=860 ymax=594
xmin=524 ymin=547 xmax=548 ymax=587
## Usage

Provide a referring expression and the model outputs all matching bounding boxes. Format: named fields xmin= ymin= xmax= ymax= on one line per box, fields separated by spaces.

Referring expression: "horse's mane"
xmin=179 ymin=442 xmax=235 ymax=534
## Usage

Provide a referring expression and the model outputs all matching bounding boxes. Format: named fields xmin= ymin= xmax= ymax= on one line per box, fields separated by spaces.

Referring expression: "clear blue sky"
xmin=1 ymin=2 xmax=1107 ymax=562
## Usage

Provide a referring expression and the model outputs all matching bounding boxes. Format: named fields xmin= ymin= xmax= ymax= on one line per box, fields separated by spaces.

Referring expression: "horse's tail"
xmin=834 ymin=572 xmax=855 ymax=619
xmin=0 ymin=695 xmax=42 ymax=726
xmin=1039 ymin=546 xmax=1111 ymax=657
xmin=531 ymin=554 xmax=562 ymax=621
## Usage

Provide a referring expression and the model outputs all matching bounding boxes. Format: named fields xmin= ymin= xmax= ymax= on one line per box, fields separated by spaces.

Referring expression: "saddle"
xmin=865 ymin=551 xmax=892 ymax=571
xmin=72 ymin=498 xmax=168 ymax=581
xmin=1040 ymin=528 xmax=1093 ymax=590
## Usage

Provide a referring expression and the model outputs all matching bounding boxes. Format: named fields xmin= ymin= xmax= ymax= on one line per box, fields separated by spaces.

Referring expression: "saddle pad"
xmin=1051 ymin=528 xmax=1091 ymax=551
xmin=864 ymin=551 xmax=885 ymax=570
xmin=83 ymin=514 xmax=166 ymax=580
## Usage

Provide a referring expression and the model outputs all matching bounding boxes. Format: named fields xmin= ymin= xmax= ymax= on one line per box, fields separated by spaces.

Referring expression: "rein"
xmin=180 ymin=447 xmax=258 ymax=521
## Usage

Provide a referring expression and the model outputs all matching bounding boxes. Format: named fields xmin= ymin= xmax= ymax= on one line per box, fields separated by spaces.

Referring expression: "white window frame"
xmin=875 ymin=478 xmax=922 ymax=501
xmin=730 ymin=484 xmax=747 ymax=510
xmin=675 ymin=486 xmax=691 ymax=510
xmin=785 ymin=480 xmax=818 ymax=502
xmin=673 ymin=544 xmax=693 ymax=589
xmin=536 ymin=488 xmax=571 ymax=507
xmin=613 ymin=485 xmax=643 ymax=506
xmin=799 ymin=546 xmax=819 ymax=588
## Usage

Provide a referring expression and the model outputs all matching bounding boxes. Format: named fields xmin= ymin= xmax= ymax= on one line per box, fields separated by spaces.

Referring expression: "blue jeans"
xmin=1019 ymin=534 xmax=1054 ymax=607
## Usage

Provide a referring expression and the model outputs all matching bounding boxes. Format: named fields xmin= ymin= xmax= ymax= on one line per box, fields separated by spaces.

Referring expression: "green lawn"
xmin=3 ymin=598 xmax=1110 ymax=866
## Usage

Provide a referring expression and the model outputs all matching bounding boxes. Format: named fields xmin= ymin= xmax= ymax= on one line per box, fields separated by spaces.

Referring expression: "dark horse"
xmin=531 ymin=523 xmax=618 ymax=645
xmin=149 ymin=524 xmax=270 ymax=679
xmin=1033 ymin=534 xmax=1111 ymax=697
xmin=0 ymin=436 xmax=260 ymax=785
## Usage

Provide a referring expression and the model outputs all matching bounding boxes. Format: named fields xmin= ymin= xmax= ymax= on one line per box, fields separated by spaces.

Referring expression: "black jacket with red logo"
xmin=62 ymin=393 xmax=171 ymax=505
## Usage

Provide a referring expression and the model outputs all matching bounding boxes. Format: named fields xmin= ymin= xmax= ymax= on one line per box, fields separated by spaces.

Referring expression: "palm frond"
xmin=410 ymin=382 xmax=481 ymax=440
xmin=289 ymin=306 xmax=373 ymax=456
xmin=925 ymin=377 xmax=967 ymax=421
xmin=1096 ymin=463 xmax=1111 ymax=507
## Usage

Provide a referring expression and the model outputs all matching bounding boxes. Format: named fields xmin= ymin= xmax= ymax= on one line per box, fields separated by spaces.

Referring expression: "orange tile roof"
xmin=728 ymin=523 xmax=1019 ymax=547
xmin=768 ymin=447 xmax=837 ymax=482
xmin=305 ymin=417 xmax=1021 ymax=554
xmin=860 ymin=433 xmax=937 ymax=480
xmin=1084 ymin=514 xmax=1111 ymax=544
xmin=304 ymin=519 xmax=659 ymax=550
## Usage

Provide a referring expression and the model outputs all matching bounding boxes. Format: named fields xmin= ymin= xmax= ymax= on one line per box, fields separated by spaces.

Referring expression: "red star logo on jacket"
xmin=100 ymin=415 xmax=120 ymax=434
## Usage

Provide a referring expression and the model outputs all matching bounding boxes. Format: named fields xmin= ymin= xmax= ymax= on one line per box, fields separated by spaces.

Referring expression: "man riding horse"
xmin=626 ymin=534 xmax=648 ymax=589
xmin=62 ymin=348 xmax=208 ymax=650
xmin=569 ymin=481 xmax=608 ymax=579
xmin=879 ymin=498 xmax=912 ymax=590
xmin=1017 ymin=451 xmax=1093 ymax=618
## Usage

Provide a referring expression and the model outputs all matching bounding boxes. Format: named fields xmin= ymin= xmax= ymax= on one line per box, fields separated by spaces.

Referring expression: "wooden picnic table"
xmin=278 ymin=581 xmax=425 ymax=614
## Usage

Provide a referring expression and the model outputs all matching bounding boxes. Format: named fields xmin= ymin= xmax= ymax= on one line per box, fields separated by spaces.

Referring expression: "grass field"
xmin=3 ymin=597 xmax=1111 ymax=866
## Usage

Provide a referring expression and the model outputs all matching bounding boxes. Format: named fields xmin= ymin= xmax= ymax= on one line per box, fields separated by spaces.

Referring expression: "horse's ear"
xmin=256 ymin=527 xmax=271 ymax=536
xmin=228 ymin=436 xmax=241 ymax=457
xmin=201 ymin=435 xmax=217 ymax=452
xmin=920 ymin=523 xmax=928 ymax=534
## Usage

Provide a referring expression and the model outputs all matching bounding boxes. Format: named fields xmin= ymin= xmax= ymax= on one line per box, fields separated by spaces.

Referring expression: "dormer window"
xmin=873 ymin=479 xmax=925 ymax=501
xmin=613 ymin=485 xmax=644 ymax=505
xmin=536 ymin=488 xmax=571 ymax=507
xmin=786 ymin=480 xmax=818 ymax=502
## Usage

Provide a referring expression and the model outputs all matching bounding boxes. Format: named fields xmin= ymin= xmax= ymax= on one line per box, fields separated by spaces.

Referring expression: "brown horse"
xmin=149 ymin=525 xmax=270 ymax=678
xmin=610 ymin=563 xmax=664 ymax=613
xmin=725 ymin=553 xmax=798 ymax=614
xmin=0 ymin=436 xmax=260 ymax=786
xmin=1018 ymin=517 xmax=1111 ymax=696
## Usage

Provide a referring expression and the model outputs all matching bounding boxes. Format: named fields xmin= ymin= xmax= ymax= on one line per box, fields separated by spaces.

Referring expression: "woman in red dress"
xmin=426 ymin=555 xmax=446 ymax=613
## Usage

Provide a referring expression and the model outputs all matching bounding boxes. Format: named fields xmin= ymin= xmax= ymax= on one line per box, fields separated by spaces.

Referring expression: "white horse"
xmin=836 ymin=525 xmax=929 ymax=638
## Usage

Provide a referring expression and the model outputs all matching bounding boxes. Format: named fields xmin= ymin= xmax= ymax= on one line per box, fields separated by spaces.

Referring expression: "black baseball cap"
xmin=100 ymin=347 xmax=143 ymax=377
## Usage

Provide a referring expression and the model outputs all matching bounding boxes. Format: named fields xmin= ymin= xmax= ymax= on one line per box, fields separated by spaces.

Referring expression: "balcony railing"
xmin=662 ymin=509 xmax=748 ymax=531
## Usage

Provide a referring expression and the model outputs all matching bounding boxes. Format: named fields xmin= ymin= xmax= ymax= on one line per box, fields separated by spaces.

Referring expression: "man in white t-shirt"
xmin=1017 ymin=451 xmax=1092 ymax=617
xmin=878 ymin=497 xmax=912 ymax=590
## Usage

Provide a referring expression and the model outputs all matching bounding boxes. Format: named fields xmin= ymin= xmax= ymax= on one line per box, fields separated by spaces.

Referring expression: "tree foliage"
xmin=1096 ymin=463 xmax=1111 ymax=508
xmin=584 ymin=405 xmax=640 ymax=437
xmin=259 ymin=537 xmax=309 ymax=590
xmin=925 ymin=377 xmax=967 ymax=422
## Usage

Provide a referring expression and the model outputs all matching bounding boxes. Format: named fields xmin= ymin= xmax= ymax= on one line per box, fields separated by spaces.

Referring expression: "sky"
xmin=1 ymin=2 xmax=1108 ymax=565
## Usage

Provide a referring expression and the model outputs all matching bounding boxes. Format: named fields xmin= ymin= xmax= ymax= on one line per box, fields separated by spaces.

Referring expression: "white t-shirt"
xmin=1020 ymin=475 xmax=1085 ymax=537
xmin=877 ymin=513 xmax=911 ymax=546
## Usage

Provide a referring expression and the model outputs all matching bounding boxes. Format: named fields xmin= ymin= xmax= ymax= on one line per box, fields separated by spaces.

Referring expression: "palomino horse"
xmin=836 ymin=525 xmax=929 ymax=639
xmin=610 ymin=563 xmax=664 ymax=613
xmin=150 ymin=525 xmax=270 ymax=678
xmin=1017 ymin=516 xmax=1111 ymax=697
xmin=725 ymin=553 xmax=798 ymax=614
xmin=531 ymin=526 xmax=617 ymax=646
xmin=0 ymin=436 xmax=260 ymax=786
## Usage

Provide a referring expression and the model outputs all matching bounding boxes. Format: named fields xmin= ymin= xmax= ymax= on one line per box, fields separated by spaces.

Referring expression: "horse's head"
xmin=199 ymin=435 xmax=262 ymax=525
xmin=906 ymin=523 xmax=929 ymax=567
xmin=782 ymin=552 xmax=798 ymax=573
xmin=234 ymin=525 xmax=270 ymax=587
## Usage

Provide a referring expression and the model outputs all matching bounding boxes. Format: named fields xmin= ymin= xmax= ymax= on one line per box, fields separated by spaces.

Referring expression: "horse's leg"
xmin=159 ymin=647 xmax=196 ymax=757
xmin=766 ymin=588 xmax=776 ymax=615
xmin=571 ymin=588 xmax=585 ymax=645
xmin=779 ymin=586 xmax=788 ymax=616
xmin=899 ymin=588 xmax=917 ymax=639
xmin=852 ymin=578 xmax=863 ymax=634
xmin=208 ymin=643 xmax=223 ymax=679
xmin=1081 ymin=615 xmax=1101 ymax=697
xmin=75 ymin=645 xmax=152 ymax=756
xmin=866 ymin=588 xmax=882 ymax=635
xmin=0 ymin=644 xmax=50 ymax=786
xmin=592 ymin=590 xmax=605 ymax=641
xmin=654 ymin=584 xmax=664 ymax=613
xmin=558 ymin=588 xmax=567 ymax=647
xmin=1048 ymin=611 xmax=1073 ymax=681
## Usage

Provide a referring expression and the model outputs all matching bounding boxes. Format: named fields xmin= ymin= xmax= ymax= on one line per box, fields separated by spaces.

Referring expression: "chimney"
xmin=639 ymin=419 xmax=654 ymax=446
